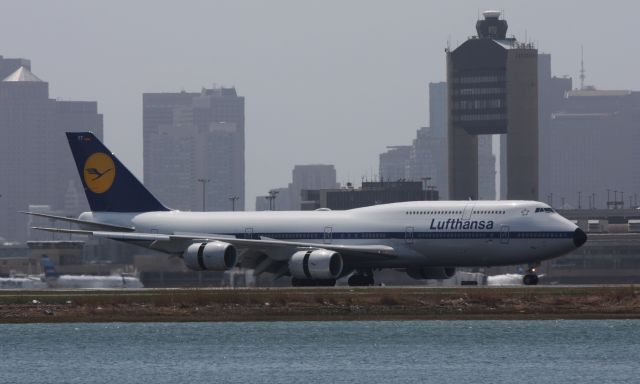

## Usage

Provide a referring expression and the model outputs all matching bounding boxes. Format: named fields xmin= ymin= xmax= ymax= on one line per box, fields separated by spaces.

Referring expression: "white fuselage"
xmin=79 ymin=200 xmax=582 ymax=269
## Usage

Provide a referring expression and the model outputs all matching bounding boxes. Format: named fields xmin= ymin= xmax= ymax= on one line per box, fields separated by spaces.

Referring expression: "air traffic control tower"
xmin=447 ymin=10 xmax=538 ymax=200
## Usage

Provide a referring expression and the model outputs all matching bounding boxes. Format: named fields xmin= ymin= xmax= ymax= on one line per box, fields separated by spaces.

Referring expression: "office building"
xmin=407 ymin=127 xmax=448 ymax=197
xmin=0 ymin=56 xmax=30 ymax=80
xmin=0 ymin=60 xmax=103 ymax=242
xmin=302 ymin=181 xmax=439 ymax=210
xmin=447 ymin=10 xmax=538 ymax=200
xmin=143 ymin=88 xmax=245 ymax=211
xmin=427 ymin=82 xmax=449 ymax=198
xmin=379 ymin=146 xmax=411 ymax=182
xmin=537 ymin=53 xmax=573 ymax=201
xmin=257 ymin=164 xmax=339 ymax=211
xmin=545 ymin=90 xmax=640 ymax=209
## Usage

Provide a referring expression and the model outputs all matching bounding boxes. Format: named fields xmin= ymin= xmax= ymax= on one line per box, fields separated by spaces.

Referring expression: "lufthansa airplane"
xmin=28 ymin=132 xmax=587 ymax=286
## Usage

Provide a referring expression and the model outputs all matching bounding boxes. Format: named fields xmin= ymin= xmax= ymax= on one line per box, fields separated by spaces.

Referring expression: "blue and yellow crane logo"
xmin=83 ymin=152 xmax=115 ymax=194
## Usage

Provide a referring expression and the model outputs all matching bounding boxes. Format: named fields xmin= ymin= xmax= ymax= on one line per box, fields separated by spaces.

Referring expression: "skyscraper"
xmin=537 ymin=53 xmax=572 ymax=202
xmin=258 ymin=164 xmax=339 ymax=211
xmin=427 ymin=82 xmax=449 ymax=198
xmin=407 ymin=127 xmax=445 ymax=192
xmin=545 ymin=90 xmax=640 ymax=209
xmin=143 ymin=88 xmax=245 ymax=211
xmin=0 ymin=55 xmax=30 ymax=80
xmin=0 ymin=61 xmax=103 ymax=242
xmin=379 ymin=146 xmax=411 ymax=182
xmin=447 ymin=11 xmax=538 ymax=200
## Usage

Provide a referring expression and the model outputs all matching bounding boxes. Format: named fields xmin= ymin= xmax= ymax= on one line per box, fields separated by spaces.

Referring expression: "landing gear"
xmin=348 ymin=270 xmax=375 ymax=287
xmin=523 ymin=263 xmax=540 ymax=286
xmin=291 ymin=278 xmax=336 ymax=287
xmin=523 ymin=274 xmax=539 ymax=285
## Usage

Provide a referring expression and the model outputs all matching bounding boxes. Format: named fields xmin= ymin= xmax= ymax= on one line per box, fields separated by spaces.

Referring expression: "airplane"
xmin=0 ymin=255 xmax=143 ymax=289
xmin=26 ymin=132 xmax=587 ymax=287
xmin=39 ymin=255 xmax=144 ymax=289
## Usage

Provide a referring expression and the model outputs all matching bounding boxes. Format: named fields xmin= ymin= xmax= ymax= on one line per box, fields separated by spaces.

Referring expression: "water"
xmin=1 ymin=320 xmax=639 ymax=383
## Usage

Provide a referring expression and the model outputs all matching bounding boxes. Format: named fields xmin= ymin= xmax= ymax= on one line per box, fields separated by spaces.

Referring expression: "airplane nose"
xmin=573 ymin=228 xmax=587 ymax=248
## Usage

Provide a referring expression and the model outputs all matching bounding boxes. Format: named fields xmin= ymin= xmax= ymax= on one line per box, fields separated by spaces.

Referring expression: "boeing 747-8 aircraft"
xmin=28 ymin=132 xmax=586 ymax=286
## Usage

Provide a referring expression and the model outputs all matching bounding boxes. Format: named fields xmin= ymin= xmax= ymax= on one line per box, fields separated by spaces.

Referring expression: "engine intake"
xmin=183 ymin=241 xmax=237 ymax=271
xmin=407 ymin=267 xmax=456 ymax=280
xmin=289 ymin=249 xmax=343 ymax=280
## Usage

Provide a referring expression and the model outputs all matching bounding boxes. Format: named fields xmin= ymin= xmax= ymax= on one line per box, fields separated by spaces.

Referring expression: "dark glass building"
xmin=447 ymin=11 xmax=538 ymax=200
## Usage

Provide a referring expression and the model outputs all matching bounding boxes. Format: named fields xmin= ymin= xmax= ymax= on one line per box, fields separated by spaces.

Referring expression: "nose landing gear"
xmin=523 ymin=263 xmax=540 ymax=285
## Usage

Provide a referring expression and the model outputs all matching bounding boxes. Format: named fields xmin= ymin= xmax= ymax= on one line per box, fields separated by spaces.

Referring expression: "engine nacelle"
xmin=288 ymin=249 xmax=343 ymax=280
xmin=407 ymin=267 xmax=456 ymax=280
xmin=183 ymin=241 xmax=237 ymax=271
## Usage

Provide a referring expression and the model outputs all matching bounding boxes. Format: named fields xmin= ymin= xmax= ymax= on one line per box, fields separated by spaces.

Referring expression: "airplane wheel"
xmin=348 ymin=275 xmax=364 ymax=286
xmin=523 ymin=274 xmax=539 ymax=286
xmin=348 ymin=274 xmax=375 ymax=287
xmin=291 ymin=278 xmax=336 ymax=287
xmin=291 ymin=278 xmax=308 ymax=287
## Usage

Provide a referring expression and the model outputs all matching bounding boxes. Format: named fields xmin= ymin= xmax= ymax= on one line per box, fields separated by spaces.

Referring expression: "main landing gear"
xmin=291 ymin=278 xmax=336 ymax=287
xmin=348 ymin=270 xmax=375 ymax=287
xmin=523 ymin=263 xmax=540 ymax=286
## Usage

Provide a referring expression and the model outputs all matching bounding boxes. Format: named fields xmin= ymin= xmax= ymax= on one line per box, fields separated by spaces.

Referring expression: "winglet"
xmin=66 ymin=132 xmax=169 ymax=212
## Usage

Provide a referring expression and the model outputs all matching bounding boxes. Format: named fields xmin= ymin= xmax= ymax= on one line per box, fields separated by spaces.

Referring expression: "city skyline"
xmin=1 ymin=1 xmax=639 ymax=208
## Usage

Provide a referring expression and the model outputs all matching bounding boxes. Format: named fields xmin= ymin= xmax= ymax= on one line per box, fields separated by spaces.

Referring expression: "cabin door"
xmin=462 ymin=203 xmax=475 ymax=220
xmin=500 ymin=225 xmax=510 ymax=244
xmin=324 ymin=226 xmax=333 ymax=244
xmin=405 ymin=226 xmax=414 ymax=244
xmin=245 ymin=227 xmax=254 ymax=240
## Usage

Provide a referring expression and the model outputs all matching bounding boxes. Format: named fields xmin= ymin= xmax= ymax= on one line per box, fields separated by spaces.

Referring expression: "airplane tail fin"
xmin=66 ymin=132 xmax=169 ymax=212
xmin=41 ymin=256 xmax=59 ymax=280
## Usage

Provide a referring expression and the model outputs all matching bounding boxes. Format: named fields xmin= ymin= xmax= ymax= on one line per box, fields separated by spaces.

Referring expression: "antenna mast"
xmin=579 ymin=45 xmax=586 ymax=90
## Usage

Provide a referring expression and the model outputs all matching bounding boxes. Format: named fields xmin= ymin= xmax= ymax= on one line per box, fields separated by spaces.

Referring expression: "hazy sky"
xmin=2 ymin=1 xmax=639 ymax=208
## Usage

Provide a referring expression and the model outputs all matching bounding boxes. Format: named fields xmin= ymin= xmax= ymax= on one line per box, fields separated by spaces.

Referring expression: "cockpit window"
xmin=535 ymin=207 xmax=555 ymax=213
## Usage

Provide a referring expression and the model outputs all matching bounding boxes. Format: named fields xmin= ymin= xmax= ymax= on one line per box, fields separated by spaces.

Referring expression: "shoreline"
xmin=1 ymin=286 xmax=639 ymax=323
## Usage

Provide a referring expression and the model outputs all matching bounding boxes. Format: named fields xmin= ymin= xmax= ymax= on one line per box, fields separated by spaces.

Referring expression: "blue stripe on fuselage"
xmin=231 ymin=231 xmax=574 ymax=240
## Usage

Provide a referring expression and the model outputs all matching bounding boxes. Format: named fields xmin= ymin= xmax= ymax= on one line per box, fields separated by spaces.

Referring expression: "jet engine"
xmin=183 ymin=241 xmax=237 ymax=271
xmin=288 ymin=249 xmax=343 ymax=280
xmin=406 ymin=267 xmax=456 ymax=280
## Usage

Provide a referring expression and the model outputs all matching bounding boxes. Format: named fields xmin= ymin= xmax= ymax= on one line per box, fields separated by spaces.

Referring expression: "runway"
xmin=1 ymin=285 xmax=639 ymax=323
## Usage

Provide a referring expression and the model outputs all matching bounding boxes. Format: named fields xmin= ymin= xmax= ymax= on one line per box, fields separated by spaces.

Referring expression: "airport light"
xmin=265 ymin=189 xmax=279 ymax=210
xmin=578 ymin=191 xmax=582 ymax=209
xmin=421 ymin=176 xmax=432 ymax=191
xmin=197 ymin=178 xmax=210 ymax=211
xmin=229 ymin=195 xmax=239 ymax=211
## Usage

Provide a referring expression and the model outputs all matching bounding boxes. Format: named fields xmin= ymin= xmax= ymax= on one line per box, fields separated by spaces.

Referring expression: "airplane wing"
xmin=32 ymin=227 xmax=398 ymax=271
xmin=22 ymin=212 xmax=135 ymax=232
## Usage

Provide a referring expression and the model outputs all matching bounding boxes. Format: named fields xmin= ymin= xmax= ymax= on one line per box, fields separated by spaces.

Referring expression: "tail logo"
xmin=83 ymin=153 xmax=116 ymax=194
